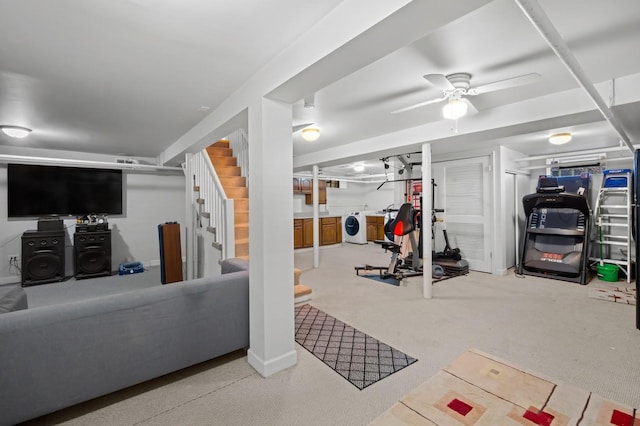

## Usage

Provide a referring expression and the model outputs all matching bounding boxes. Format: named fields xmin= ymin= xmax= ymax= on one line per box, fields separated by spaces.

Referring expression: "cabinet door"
xmin=304 ymin=179 xmax=327 ymax=204
xmin=337 ymin=217 xmax=342 ymax=243
xmin=300 ymin=178 xmax=312 ymax=194
xmin=366 ymin=217 xmax=378 ymax=241
xmin=293 ymin=220 xmax=303 ymax=248
xmin=303 ymin=218 xmax=314 ymax=247
xmin=377 ymin=218 xmax=386 ymax=241
xmin=321 ymin=217 xmax=337 ymax=245
xmin=293 ymin=177 xmax=301 ymax=193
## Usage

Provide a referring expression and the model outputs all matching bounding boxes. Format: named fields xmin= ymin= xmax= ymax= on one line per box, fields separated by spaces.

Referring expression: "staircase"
xmin=206 ymin=140 xmax=249 ymax=258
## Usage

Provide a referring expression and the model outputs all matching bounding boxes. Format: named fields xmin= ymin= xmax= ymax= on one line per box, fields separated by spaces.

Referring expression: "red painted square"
xmin=523 ymin=407 xmax=555 ymax=425
xmin=610 ymin=409 xmax=633 ymax=426
xmin=447 ymin=398 xmax=473 ymax=416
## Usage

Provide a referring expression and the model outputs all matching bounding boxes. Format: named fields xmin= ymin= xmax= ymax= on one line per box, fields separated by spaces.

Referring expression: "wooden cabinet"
xmin=293 ymin=219 xmax=303 ymax=249
xmin=293 ymin=177 xmax=301 ymax=193
xmin=294 ymin=216 xmax=342 ymax=248
xmin=300 ymin=178 xmax=312 ymax=194
xmin=366 ymin=216 xmax=386 ymax=241
xmin=303 ymin=218 xmax=314 ymax=248
xmin=321 ymin=217 xmax=342 ymax=245
xmin=305 ymin=179 xmax=327 ymax=204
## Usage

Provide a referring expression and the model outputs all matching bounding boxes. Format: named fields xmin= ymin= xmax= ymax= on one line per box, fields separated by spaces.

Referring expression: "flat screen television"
xmin=7 ymin=164 xmax=123 ymax=217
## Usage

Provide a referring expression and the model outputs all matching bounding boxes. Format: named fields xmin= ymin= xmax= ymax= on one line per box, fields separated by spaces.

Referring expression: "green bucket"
xmin=597 ymin=263 xmax=619 ymax=282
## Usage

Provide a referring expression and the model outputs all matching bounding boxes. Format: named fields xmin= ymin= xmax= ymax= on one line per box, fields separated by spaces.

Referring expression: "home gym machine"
xmin=518 ymin=174 xmax=592 ymax=284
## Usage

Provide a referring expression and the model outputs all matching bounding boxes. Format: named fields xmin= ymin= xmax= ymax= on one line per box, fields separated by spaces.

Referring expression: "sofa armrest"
xmin=221 ymin=257 xmax=249 ymax=274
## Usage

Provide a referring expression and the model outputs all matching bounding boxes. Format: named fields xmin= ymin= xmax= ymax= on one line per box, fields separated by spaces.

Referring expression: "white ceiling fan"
xmin=391 ymin=72 xmax=541 ymax=118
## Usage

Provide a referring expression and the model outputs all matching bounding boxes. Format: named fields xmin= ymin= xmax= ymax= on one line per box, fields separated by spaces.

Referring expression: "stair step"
xmin=294 ymin=268 xmax=302 ymax=286
xmin=196 ymin=198 xmax=205 ymax=205
xmin=214 ymin=166 xmax=242 ymax=177
xmin=294 ymin=284 xmax=312 ymax=298
xmin=201 ymin=212 xmax=211 ymax=219
xmin=235 ymin=240 xmax=249 ymax=257
xmin=235 ymin=211 xmax=249 ymax=224
xmin=212 ymin=140 xmax=230 ymax=148
xmin=210 ymin=156 xmax=237 ymax=167
xmin=234 ymin=198 xmax=249 ymax=212
xmin=220 ymin=176 xmax=246 ymax=188
xmin=206 ymin=146 xmax=233 ymax=157
xmin=235 ymin=223 xmax=249 ymax=239
xmin=226 ymin=187 xmax=249 ymax=199
xmin=206 ymin=226 xmax=216 ymax=235
xmin=193 ymin=185 xmax=200 ymax=192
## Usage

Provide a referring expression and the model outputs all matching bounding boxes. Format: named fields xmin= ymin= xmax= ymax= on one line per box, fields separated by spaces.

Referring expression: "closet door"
xmin=433 ymin=156 xmax=492 ymax=273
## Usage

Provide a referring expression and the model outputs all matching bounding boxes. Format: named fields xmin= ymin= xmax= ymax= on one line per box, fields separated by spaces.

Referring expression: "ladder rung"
xmin=601 ymin=234 xmax=629 ymax=240
xmin=594 ymin=259 xmax=630 ymax=266
xmin=599 ymin=205 xmax=628 ymax=208
xmin=598 ymin=241 xmax=629 ymax=246
xmin=598 ymin=223 xmax=628 ymax=227
xmin=599 ymin=214 xmax=629 ymax=218
xmin=601 ymin=188 xmax=629 ymax=192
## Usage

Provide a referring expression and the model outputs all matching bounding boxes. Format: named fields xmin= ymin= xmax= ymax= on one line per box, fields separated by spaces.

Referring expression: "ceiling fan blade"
xmin=423 ymin=74 xmax=455 ymax=90
xmin=292 ymin=123 xmax=315 ymax=133
xmin=391 ymin=95 xmax=448 ymax=114
xmin=462 ymin=97 xmax=479 ymax=115
xmin=469 ymin=73 xmax=541 ymax=95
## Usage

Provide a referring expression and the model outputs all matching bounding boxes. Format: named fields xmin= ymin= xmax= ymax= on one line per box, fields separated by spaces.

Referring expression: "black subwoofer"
xmin=21 ymin=230 xmax=66 ymax=287
xmin=74 ymin=231 xmax=112 ymax=279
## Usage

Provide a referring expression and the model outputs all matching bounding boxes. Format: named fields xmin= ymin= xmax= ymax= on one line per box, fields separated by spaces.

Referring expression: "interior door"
xmin=432 ymin=156 xmax=492 ymax=272
xmin=505 ymin=172 xmax=516 ymax=269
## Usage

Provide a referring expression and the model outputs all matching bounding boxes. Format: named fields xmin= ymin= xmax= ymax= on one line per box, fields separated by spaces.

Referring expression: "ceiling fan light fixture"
xmin=548 ymin=132 xmax=572 ymax=145
xmin=301 ymin=127 xmax=320 ymax=142
xmin=442 ymin=98 xmax=467 ymax=120
xmin=1 ymin=125 xmax=32 ymax=138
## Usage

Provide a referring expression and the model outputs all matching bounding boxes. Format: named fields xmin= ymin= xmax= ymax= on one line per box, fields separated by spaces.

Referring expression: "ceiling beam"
xmin=514 ymin=0 xmax=635 ymax=153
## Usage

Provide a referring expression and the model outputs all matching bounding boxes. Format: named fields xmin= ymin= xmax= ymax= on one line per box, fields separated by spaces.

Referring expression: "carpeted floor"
xmin=372 ymin=348 xmax=640 ymax=425
xmin=294 ymin=304 xmax=417 ymax=390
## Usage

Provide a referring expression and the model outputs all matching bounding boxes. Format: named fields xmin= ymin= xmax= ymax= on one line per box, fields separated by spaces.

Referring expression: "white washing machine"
xmin=343 ymin=211 xmax=367 ymax=244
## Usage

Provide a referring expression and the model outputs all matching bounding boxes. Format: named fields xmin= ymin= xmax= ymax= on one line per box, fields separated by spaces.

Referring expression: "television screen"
xmin=7 ymin=164 xmax=123 ymax=217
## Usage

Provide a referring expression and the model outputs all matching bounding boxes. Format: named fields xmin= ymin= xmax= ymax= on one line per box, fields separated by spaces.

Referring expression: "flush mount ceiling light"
xmin=548 ymin=132 xmax=572 ymax=145
xmin=1 ymin=125 xmax=32 ymax=138
xmin=442 ymin=97 xmax=468 ymax=120
xmin=353 ymin=164 xmax=365 ymax=172
xmin=301 ymin=127 xmax=320 ymax=142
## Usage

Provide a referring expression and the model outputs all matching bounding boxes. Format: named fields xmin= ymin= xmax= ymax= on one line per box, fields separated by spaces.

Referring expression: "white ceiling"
xmin=1 ymin=0 xmax=640 ymax=179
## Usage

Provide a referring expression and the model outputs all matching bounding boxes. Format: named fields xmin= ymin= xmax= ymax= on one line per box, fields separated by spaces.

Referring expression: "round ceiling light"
xmin=301 ymin=127 xmax=320 ymax=142
xmin=1 ymin=125 xmax=32 ymax=138
xmin=548 ymin=132 xmax=572 ymax=145
xmin=442 ymin=98 xmax=468 ymax=120
xmin=353 ymin=164 xmax=365 ymax=172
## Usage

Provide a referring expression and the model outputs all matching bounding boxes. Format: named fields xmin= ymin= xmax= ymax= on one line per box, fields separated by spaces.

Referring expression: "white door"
xmin=505 ymin=172 xmax=516 ymax=269
xmin=433 ymin=156 xmax=492 ymax=273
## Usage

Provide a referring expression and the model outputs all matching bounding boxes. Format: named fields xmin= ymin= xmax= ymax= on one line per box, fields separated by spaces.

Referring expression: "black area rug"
xmin=294 ymin=304 xmax=417 ymax=390
xmin=359 ymin=273 xmax=400 ymax=286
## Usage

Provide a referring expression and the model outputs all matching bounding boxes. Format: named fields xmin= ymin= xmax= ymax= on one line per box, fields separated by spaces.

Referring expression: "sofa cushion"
xmin=0 ymin=285 xmax=28 ymax=314
xmin=221 ymin=258 xmax=249 ymax=274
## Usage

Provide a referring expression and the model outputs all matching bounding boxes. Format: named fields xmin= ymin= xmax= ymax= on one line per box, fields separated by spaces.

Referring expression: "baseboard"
xmin=0 ymin=276 xmax=21 ymax=286
xmin=247 ymin=348 xmax=297 ymax=378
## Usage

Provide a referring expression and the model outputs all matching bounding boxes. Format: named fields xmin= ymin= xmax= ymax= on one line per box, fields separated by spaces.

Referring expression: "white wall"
xmin=0 ymin=166 xmax=185 ymax=284
xmin=293 ymin=180 xmax=395 ymax=216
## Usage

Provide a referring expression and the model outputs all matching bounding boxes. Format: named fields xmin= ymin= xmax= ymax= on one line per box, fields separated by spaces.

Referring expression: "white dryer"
xmin=343 ymin=211 xmax=367 ymax=244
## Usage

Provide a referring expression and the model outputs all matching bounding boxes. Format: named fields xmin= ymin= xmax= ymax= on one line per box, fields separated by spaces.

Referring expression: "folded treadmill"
xmin=519 ymin=188 xmax=591 ymax=285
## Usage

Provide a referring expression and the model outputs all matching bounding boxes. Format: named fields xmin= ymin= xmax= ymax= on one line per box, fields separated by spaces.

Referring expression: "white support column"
xmin=247 ymin=97 xmax=297 ymax=377
xmin=422 ymin=144 xmax=433 ymax=299
xmin=312 ymin=165 xmax=320 ymax=268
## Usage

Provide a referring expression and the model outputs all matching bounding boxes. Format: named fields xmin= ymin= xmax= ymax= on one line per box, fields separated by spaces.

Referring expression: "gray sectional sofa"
xmin=0 ymin=258 xmax=250 ymax=426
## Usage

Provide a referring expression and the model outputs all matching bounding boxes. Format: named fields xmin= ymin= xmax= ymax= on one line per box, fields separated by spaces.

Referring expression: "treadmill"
xmin=518 ymin=175 xmax=591 ymax=284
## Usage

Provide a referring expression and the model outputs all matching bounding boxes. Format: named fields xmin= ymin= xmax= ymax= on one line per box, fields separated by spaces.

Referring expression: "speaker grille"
xmin=21 ymin=230 xmax=66 ymax=286
xmin=74 ymin=231 xmax=111 ymax=279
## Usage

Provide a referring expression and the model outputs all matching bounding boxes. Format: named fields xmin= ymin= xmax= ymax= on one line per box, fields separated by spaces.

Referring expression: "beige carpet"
xmin=371 ymin=349 xmax=640 ymax=425
xmin=588 ymin=281 xmax=637 ymax=306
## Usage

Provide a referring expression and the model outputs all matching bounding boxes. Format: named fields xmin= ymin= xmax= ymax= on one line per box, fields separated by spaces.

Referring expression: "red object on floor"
xmin=523 ymin=407 xmax=555 ymax=425
xmin=610 ymin=409 xmax=634 ymax=426
xmin=447 ymin=398 xmax=473 ymax=416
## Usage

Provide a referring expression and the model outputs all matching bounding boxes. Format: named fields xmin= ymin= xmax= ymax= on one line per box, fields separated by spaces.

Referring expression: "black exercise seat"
xmin=374 ymin=203 xmax=415 ymax=251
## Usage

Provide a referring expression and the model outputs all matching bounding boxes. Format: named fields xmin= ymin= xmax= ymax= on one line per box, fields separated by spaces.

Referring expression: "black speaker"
xmin=74 ymin=231 xmax=112 ymax=279
xmin=21 ymin=230 xmax=66 ymax=287
xmin=73 ymin=230 xmax=111 ymax=279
